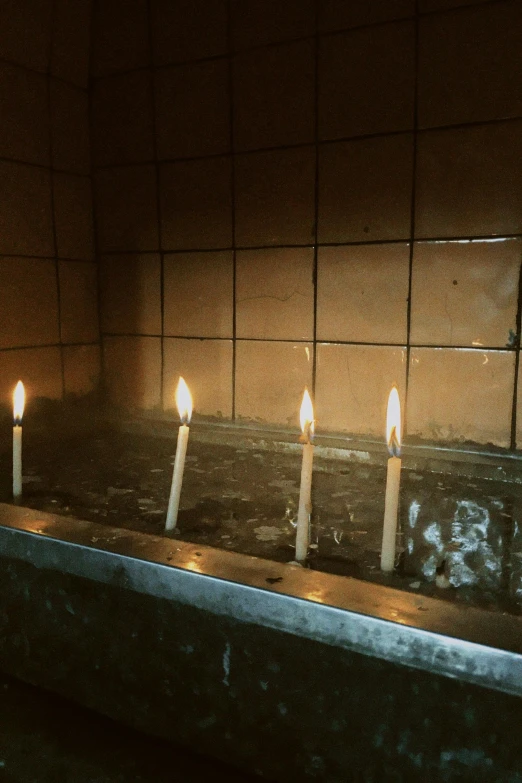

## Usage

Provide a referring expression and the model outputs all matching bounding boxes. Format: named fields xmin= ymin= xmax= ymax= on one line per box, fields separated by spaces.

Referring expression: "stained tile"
xmin=53 ymin=174 xmax=94 ymax=260
xmin=315 ymin=344 xmax=407 ymax=436
xmin=234 ymin=40 xmax=315 ymax=151
xmin=319 ymin=0 xmax=414 ymax=32
xmin=51 ymin=0 xmax=91 ymax=87
xmin=0 ymin=258 xmax=59 ymax=349
xmin=91 ymin=0 xmax=149 ymax=77
xmin=410 ymin=239 xmax=520 ymax=348
xmin=0 ymin=162 xmax=53 ymax=256
xmin=160 ymin=158 xmax=232 ymax=250
xmin=92 ymin=72 xmax=155 ymax=166
xmin=319 ymin=134 xmax=413 ymax=242
xmin=230 ymin=0 xmax=314 ymax=50
xmin=103 ymin=336 xmax=162 ymax=410
xmin=407 ymin=348 xmax=514 ymax=446
xmin=415 ymin=121 xmax=522 ymax=238
xmin=0 ymin=64 xmax=49 ymax=165
xmin=50 ymin=81 xmax=90 ymax=174
xmin=236 ymin=248 xmax=314 ymax=340
xmin=63 ymin=344 xmax=101 ymax=397
xmin=235 ymin=147 xmax=315 ymax=246
xmin=100 ymin=254 xmax=162 ymax=335
xmin=418 ymin=2 xmax=522 ymax=128
xmin=164 ymin=252 xmax=233 ymax=338
xmin=155 ymin=60 xmax=230 ymax=160
xmin=0 ymin=0 xmax=53 ymax=71
xmin=0 ymin=346 xmax=62 ymax=403
xmin=235 ymin=341 xmax=313 ymax=426
xmin=319 ymin=22 xmax=415 ymax=140
xmin=317 ymin=244 xmax=410 ymax=343
xmin=59 ymin=261 xmax=99 ymax=344
xmin=163 ymin=338 xmax=233 ymax=418
xmin=95 ymin=165 xmax=159 ymax=252
xmin=151 ymin=0 xmax=228 ymax=66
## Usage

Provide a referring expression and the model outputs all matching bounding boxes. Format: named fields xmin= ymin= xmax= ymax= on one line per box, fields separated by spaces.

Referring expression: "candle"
xmin=12 ymin=381 xmax=25 ymax=501
xmin=381 ymin=385 xmax=402 ymax=572
xmin=295 ymin=388 xmax=314 ymax=562
xmin=165 ymin=377 xmax=193 ymax=532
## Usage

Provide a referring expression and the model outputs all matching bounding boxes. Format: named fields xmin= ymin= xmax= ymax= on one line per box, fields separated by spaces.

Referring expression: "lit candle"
xmin=165 ymin=377 xmax=193 ymax=532
xmin=12 ymin=380 xmax=25 ymax=501
xmin=381 ymin=385 xmax=402 ymax=572
xmin=295 ymin=388 xmax=314 ymax=563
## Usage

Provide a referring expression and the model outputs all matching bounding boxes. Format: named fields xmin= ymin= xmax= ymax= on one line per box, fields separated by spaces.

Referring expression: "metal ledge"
xmin=0 ymin=502 xmax=521 ymax=697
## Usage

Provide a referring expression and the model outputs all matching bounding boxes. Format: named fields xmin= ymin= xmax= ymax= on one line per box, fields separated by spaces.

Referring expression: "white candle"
xmin=12 ymin=380 xmax=25 ymax=501
xmin=295 ymin=388 xmax=314 ymax=562
xmin=165 ymin=377 xmax=193 ymax=532
xmin=381 ymin=386 xmax=402 ymax=572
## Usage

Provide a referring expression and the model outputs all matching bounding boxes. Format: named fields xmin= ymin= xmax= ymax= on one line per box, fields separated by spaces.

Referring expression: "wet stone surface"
xmin=1 ymin=427 xmax=522 ymax=615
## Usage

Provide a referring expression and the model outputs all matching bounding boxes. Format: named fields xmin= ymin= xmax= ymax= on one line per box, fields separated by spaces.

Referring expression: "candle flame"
xmin=386 ymin=386 xmax=401 ymax=457
xmin=176 ymin=377 xmax=193 ymax=424
xmin=299 ymin=388 xmax=314 ymax=441
xmin=13 ymin=381 xmax=25 ymax=424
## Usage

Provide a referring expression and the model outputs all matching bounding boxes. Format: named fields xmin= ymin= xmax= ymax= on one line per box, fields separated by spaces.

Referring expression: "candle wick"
xmin=300 ymin=421 xmax=313 ymax=444
xmin=388 ymin=426 xmax=401 ymax=457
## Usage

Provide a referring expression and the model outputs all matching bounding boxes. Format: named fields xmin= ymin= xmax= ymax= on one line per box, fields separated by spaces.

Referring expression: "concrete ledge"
xmin=1 ymin=503 xmax=522 ymax=779
xmin=121 ymin=415 xmax=522 ymax=482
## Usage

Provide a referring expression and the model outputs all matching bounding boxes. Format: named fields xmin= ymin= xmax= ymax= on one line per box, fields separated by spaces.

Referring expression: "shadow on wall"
xmin=100 ymin=251 xmax=162 ymax=412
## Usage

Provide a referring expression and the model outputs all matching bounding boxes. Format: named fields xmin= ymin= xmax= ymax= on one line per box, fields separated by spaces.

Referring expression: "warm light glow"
xmin=299 ymin=388 xmax=314 ymax=440
xmin=13 ymin=381 xmax=25 ymax=424
xmin=175 ymin=377 xmax=193 ymax=424
xmin=186 ymin=557 xmax=203 ymax=574
xmin=386 ymin=386 xmax=401 ymax=456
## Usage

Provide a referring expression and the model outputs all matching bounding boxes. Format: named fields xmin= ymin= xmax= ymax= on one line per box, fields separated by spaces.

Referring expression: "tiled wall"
xmin=92 ymin=0 xmax=522 ymax=449
xmin=0 ymin=0 xmax=100 ymax=408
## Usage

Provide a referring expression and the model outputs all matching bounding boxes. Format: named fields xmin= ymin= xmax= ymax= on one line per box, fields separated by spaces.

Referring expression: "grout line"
xmin=89 ymin=113 xmax=522 ymax=172
xmin=92 ymin=53 xmax=230 ymax=82
xmin=404 ymin=0 xmax=420 ymax=435
xmin=0 ymin=254 xmax=99 ymax=263
xmin=88 ymin=0 xmax=105 ymax=407
xmin=48 ymin=168 xmax=92 ymax=178
xmin=227 ymin=0 xmax=238 ymax=420
xmin=510 ymin=252 xmax=522 ymax=449
xmin=0 ymin=155 xmax=94 ymax=175
xmin=311 ymin=0 xmax=320 ymax=399
xmin=98 ymin=334 xmax=516 ymax=352
xmin=89 ymin=234 xmax=522 ymax=258
xmin=0 ymin=56 xmax=48 ymax=78
xmin=0 ymin=341 xmax=101 ymax=354
xmin=0 ymin=56 xmax=89 ymax=92
xmin=48 ymin=0 xmax=66 ymax=400
xmin=418 ymin=0 xmax=511 ymax=19
xmin=146 ymin=0 xmax=165 ymax=412
xmin=0 ymin=156 xmax=52 ymax=172
xmin=48 ymin=72 xmax=89 ymax=92
xmin=416 ymin=114 xmax=522 ymax=135
xmin=85 ymin=0 xmax=508 ymax=80
xmin=104 ymin=334 xmax=232 ymax=341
